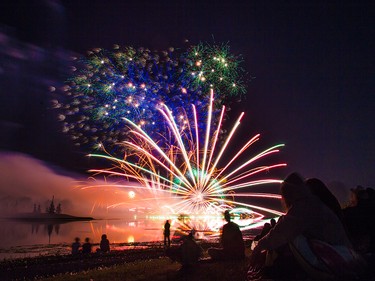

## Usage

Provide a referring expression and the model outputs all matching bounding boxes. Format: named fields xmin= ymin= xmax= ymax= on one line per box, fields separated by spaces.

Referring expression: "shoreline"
xmin=0 ymin=241 xmax=173 ymax=261
xmin=5 ymin=213 xmax=95 ymax=222
xmin=0 ymin=240 xmax=223 ymax=281
xmin=0 ymin=227 xmax=259 ymax=261
xmin=1 ymin=240 xmax=374 ymax=281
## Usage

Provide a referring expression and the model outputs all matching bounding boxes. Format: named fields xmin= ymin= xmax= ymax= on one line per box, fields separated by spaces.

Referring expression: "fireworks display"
xmin=53 ymin=41 xmax=286 ymax=234
xmin=88 ymin=90 xmax=286 ymax=227
xmin=53 ymin=43 xmax=246 ymax=152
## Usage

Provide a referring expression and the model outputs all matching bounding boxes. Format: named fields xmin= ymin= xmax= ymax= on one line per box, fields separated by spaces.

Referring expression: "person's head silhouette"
xmin=224 ymin=210 xmax=231 ymax=222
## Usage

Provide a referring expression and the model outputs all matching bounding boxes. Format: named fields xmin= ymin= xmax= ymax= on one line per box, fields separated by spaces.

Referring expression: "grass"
xmin=39 ymin=256 xmax=249 ymax=281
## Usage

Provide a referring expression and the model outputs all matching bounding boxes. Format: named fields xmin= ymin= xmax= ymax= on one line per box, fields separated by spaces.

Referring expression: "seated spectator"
xmin=98 ymin=234 xmax=110 ymax=253
xmin=71 ymin=237 xmax=81 ymax=255
xmin=166 ymin=232 xmax=202 ymax=273
xmin=248 ymin=172 xmax=364 ymax=280
xmin=270 ymin=218 xmax=276 ymax=228
xmin=208 ymin=210 xmax=245 ymax=261
xmin=180 ymin=232 xmax=202 ymax=268
xmin=254 ymin=218 xmax=277 ymax=242
xmin=366 ymin=187 xmax=375 ymax=253
xmin=343 ymin=186 xmax=372 ymax=254
xmin=305 ymin=178 xmax=344 ymax=223
xmin=81 ymin=237 xmax=92 ymax=254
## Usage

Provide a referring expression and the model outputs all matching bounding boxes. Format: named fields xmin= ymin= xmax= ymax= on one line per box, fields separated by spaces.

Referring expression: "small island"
xmin=8 ymin=196 xmax=94 ymax=222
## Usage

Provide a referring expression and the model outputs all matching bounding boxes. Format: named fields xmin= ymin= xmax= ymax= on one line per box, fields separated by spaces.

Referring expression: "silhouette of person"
xmin=71 ymin=237 xmax=81 ymax=255
xmin=99 ymin=234 xmax=110 ymax=253
xmin=81 ymin=237 xmax=92 ymax=254
xmin=249 ymin=172 xmax=363 ymax=280
xmin=180 ymin=232 xmax=202 ymax=271
xmin=254 ymin=219 xmax=276 ymax=242
xmin=366 ymin=187 xmax=375 ymax=253
xmin=164 ymin=220 xmax=171 ymax=247
xmin=270 ymin=218 xmax=276 ymax=228
xmin=305 ymin=178 xmax=344 ymax=223
xmin=166 ymin=231 xmax=202 ymax=273
xmin=208 ymin=210 xmax=245 ymax=261
xmin=343 ymin=186 xmax=372 ymax=253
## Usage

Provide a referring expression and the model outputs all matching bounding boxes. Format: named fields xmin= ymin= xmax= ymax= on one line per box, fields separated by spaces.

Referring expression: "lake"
xmin=0 ymin=214 xmax=264 ymax=260
xmin=0 ymin=218 xmax=166 ymax=260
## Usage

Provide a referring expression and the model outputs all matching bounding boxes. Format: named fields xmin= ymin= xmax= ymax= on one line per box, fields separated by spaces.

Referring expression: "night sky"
xmin=1 ymin=0 xmax=374 ymax=189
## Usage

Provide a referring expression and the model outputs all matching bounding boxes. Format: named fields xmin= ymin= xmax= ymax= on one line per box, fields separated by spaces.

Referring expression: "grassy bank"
xmin=39 ymin=257 xmax=249 ymax=281
xmin=1 ymin=242 xmax=252 ymax=281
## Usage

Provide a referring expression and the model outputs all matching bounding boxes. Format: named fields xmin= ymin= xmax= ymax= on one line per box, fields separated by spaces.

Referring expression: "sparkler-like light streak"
xmin=89 ymin=90 xmax=286 ymax=221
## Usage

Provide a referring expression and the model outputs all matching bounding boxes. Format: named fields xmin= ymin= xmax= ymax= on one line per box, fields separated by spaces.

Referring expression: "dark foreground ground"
xmin=0 ymin=241 xmax=223 ymax=281
xmin=1 ymin=241 xmax=375 ymax=281
xmin=1 ymin=248 xmax=162 ymax=280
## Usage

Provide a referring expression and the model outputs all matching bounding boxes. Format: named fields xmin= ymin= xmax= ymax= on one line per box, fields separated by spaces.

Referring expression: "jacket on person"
xmin=257 ymin=179 xmax=351 ymax=251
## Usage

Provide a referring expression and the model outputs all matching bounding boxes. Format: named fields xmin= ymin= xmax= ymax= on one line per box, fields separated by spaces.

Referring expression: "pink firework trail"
xmin=88 ymin=90 xmax=286 ymax=229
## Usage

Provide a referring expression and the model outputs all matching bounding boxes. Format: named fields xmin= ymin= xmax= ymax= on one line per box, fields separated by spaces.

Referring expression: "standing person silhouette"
xmin=164 ymin=220 xmax=171 ymax=247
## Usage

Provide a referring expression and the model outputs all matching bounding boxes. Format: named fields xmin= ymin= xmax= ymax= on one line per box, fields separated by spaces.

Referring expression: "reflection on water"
xmin=0 ymin=219 xmax=166 ymax=247
xmin=0 ymin=214 xmax=266 ymax=260
xmin=0 ymin=218 xmax=165 ymax=259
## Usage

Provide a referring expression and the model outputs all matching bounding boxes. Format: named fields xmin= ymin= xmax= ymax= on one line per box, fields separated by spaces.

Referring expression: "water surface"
xmin=0 ymin=218 xmax=164 ymax=259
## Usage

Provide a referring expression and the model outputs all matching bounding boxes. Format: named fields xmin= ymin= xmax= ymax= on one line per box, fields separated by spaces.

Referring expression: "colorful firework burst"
xmin=88 ymin=90 xmax=286 ymax=226
xmin=52 ymin=43 xmax=246 ymax=153
xmin=185 ymin=43 xmax=246 ymax=97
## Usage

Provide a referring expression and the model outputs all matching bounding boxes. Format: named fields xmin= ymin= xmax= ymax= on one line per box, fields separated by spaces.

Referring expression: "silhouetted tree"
xmin=56 ymin=203 xmax=61 ymax=214
xmin=48 ymin=196 xmax=55 ymax=214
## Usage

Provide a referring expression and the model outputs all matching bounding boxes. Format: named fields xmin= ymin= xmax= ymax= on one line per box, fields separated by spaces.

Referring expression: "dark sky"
xmin=1 ymin=0 xmax=374 ymax=188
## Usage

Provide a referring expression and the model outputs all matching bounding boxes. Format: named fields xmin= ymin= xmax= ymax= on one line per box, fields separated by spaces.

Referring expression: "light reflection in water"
xmin=0 ymin=213 xmax=270 ymax=259
xmin=0 ymin=219 xmax=161 ymax=249
xmin=128 ymin=235 xmax=135 ymax=243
